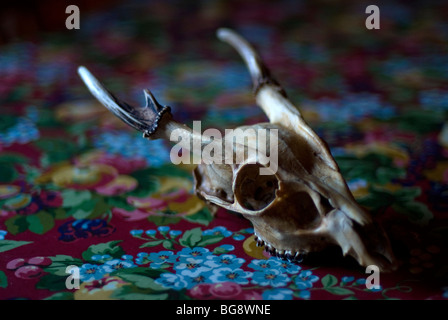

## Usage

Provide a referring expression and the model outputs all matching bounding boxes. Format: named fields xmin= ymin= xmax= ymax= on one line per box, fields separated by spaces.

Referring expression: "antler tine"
xmin=217 ymin=28 xmax=283 ymax=95
xmin=77 ymin=66 xmax=227 ymax=164
xmin=78 ymin=66 xmax=174 ymax=139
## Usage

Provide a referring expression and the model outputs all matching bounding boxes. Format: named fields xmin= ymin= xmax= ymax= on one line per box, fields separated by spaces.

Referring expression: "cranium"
xmin=78 ymin=28 xmax=398 ymax=272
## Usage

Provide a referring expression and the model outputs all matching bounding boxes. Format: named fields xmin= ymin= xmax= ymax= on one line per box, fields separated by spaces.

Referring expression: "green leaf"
xmin=184 ymin=207 xmax=213 ymax=226
xmin=0 ymin=240 xmax=32 ymax=253
xmin=44 ymin=292 xmax=75 ymax=300
xmin=44 ymin=255 xmax=83 ymax=276
xmin=34 ymin=138 xmax=77 ymax=164
xmin=196 ymin=235 xmax=224 ymax=247
xmin=61 ymin=189 xmax=92 ymax=207
xmin=147 ymin=215 xmax=181 ymax=226
xmin=393 ymin=201 xmax=433 ymax=225
xmin=107 ymin=196 xmax=134 ymax=211
xmin=36 ymin=273 xmax=69 ymax=291
xmin=179 ymin=227 xmax=202 ymax=248
xmin=321 ymin=274 xmax=338 ymax=287
xmin=128 ymin=170 xmax=159 ymax=197
xmin=140 ymin=240 xmax=164 ymax=248
xmin=0 ymin=164 xmax=18 ymax=183
xmin=68 ymin=196 xmax=109 ymax=219
xmin=82 ymin=241 xmax=124 ymax=262
xmin=162 ymin=240 xmax=175 ymax=250
xmin=0 ymin=271 xmax=8 ymax=288
xmin=26 ymin=211 xmax=55 ymax=234
xmin=5 ymin=215 xmax=29 ymax=235
xmin=325 ymin=287 xmax=355 ymax=295
xmin=111 ymin=286 xmax=169 ymax=300
xmin=118 ymin=274 xmax=166 ymax=291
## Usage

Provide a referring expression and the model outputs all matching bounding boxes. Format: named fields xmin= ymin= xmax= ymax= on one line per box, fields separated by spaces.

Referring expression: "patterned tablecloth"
xmin=1 ymin=0 xmax=447 ymax=300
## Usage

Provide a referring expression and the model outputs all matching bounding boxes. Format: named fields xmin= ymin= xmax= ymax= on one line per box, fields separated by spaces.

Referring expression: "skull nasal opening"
xmin=234 ymin=163 xmax=279 ymax=211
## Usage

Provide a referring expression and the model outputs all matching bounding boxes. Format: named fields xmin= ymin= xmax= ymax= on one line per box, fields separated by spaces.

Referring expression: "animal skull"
xmin=78 ymin=28 xmax=398 ymax=272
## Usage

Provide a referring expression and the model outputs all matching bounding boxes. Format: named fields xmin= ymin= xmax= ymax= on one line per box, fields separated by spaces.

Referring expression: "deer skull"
xmin=78 ymin=28 xmax=398 ymax=272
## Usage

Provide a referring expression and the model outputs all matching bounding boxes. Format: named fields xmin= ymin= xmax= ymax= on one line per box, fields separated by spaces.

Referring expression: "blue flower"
xmin=148 ymin=251 xmax=177 ymax=265
xmin=174 ymin=257 xmax=213 ymax=277
xmin=183 ymin=272 xmax=213 ymax=289
xmin=91 ymin=254 xmax=112 ymax=262
xmin=252 ymin=268 xmax=290 ymax=287
xmin=155 ymin=273 xmax=189 ymax=290
xmin=248 ymin=258 xmax=282 ymax=271
xmin=130 ymin=229 xmax=143 ymax=236
xmin=366 ymin=284 xmax=383 ymax=292
xmin=158 ymin=226 xmax=170 ymax=233
xmin=277 ymin=259 xmax=302 ymax=274
xmin=294 ymin=270 xmax=319 ymax=290
xmin=79 ymin=264 xmax=107 ymax=282
xmin=145 ymin=229 xmax=157 ymax=236
xmin=341 ymin=276 xmax=355 ymax=283
xmin=217 ymin=244 xmax=235 ymax=252
xmin=232 ymin=234 xmax=245 ymax=241
xmin=262 ymin=288 xmax=294 ymax=300
xmin=297 ymin=290 xmax=311 ymax=299
xmin=355 ymin=278 xmax=366 ymax=285
xmin=209 ymin=267 xmax=252 ymax=285
xmin=205 ymin=254 xmax=245 ymax=269
xmin=203 ymin=226 xmax=232 ymax=237
xmin=0 ymin=230 xmax=7 ymax=240
xmin=101 ymin=259 xmax=136 ymax=273
xmin=177 ymin=247 xmax=212 ymax=261
xmin=135 ymin=252 xmax=150 ymax=265
xmin=169 ymin=230 xmax=182 ymax=238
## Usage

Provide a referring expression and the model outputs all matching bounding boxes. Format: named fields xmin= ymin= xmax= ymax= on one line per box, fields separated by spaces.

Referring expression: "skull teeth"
xmin=254 ymin=233 xmax=306 ymax=263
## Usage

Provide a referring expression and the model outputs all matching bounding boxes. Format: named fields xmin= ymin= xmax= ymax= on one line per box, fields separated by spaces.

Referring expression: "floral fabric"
xmin=1 ymin=0 xmax=448 ymax=300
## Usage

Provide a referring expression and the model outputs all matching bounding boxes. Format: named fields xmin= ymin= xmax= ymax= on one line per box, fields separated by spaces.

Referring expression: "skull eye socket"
xmin=234 ymin=163 xmax=279 ymax=211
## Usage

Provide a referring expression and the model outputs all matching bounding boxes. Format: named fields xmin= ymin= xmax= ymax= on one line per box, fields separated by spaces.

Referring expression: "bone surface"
xmin=78 ymin=28 xmax=398 ymax=272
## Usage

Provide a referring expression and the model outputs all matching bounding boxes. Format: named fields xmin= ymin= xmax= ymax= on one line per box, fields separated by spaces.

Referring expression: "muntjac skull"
xmin=78 ymin=28 xmax=397 ymax=272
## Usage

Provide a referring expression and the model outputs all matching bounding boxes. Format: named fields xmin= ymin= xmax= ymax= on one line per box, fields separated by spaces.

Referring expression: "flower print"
xmin=74 ymin=276 xmax=129 ymax=300
xmin=205 ymin=254 xmax=245 ymax=269
xmin=177 ymin=247 xmax=212 ymax=261
xmin=91 ymin=254 xmax=112 ymax=262
xmin=174 ymin=257 xmax=213 ymax=278
xmin=0 ymin=185 xmax=62 ymax=217
xmin=262 ymin=288 xmax=294 ymax=300
xmin=182 ymin=273 xmax=212 ymax=289
xmin=94 ymin=175 xmax=137 ymax=196
xmin=0 ymin=230 xmax=7 ymax=240
xmin=203 ymin=226 xmax=232 ymax=237
xmin=341 ymin=276 xmax=355 ymax=283
xmin=75 ymin=150 xmax=147 ymax=175
xmin=248 ymin=258 xmax=282 ymax=271
xmin=148 ymin=251 xmax=177 ymax=265
xmin=58 ymin=219 xmax=115 ymax=242
xmin=189 ymin=282 xmax=243 ymax=300
xmin=251 ymin=268 xmax=290 ymax=287
xmin=277 ymin=259 xmax=302 ymax=274
xmin=37 ymin=163 xmax=117 ymax=190
xmin=113 ymin=187 xmax=205 ymax=221
xmin=155 ymin=273 xmax=189 ymax=290
xmin=135 ymin=252 xmax=151 ymax=265
xmin=101 ymin=259 xmax=136 ymax=273
xmin=294 ymin=270 xmax=319 ymax=290
xmin=79 ymin=264 xmax=107 ymax=282
xmin=209 ymin=267 xmax=252 ymax=285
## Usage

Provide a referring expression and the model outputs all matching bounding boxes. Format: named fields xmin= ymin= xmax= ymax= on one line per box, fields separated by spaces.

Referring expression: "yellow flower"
xmin=423 ymin=161 xmax=448 ymax=183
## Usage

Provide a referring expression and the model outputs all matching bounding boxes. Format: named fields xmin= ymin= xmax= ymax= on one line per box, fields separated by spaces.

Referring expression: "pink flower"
xmin=189 ymin=282 xmax=244 ymax=300
xmin=113 ymin=189 xmax=203 ymax=221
